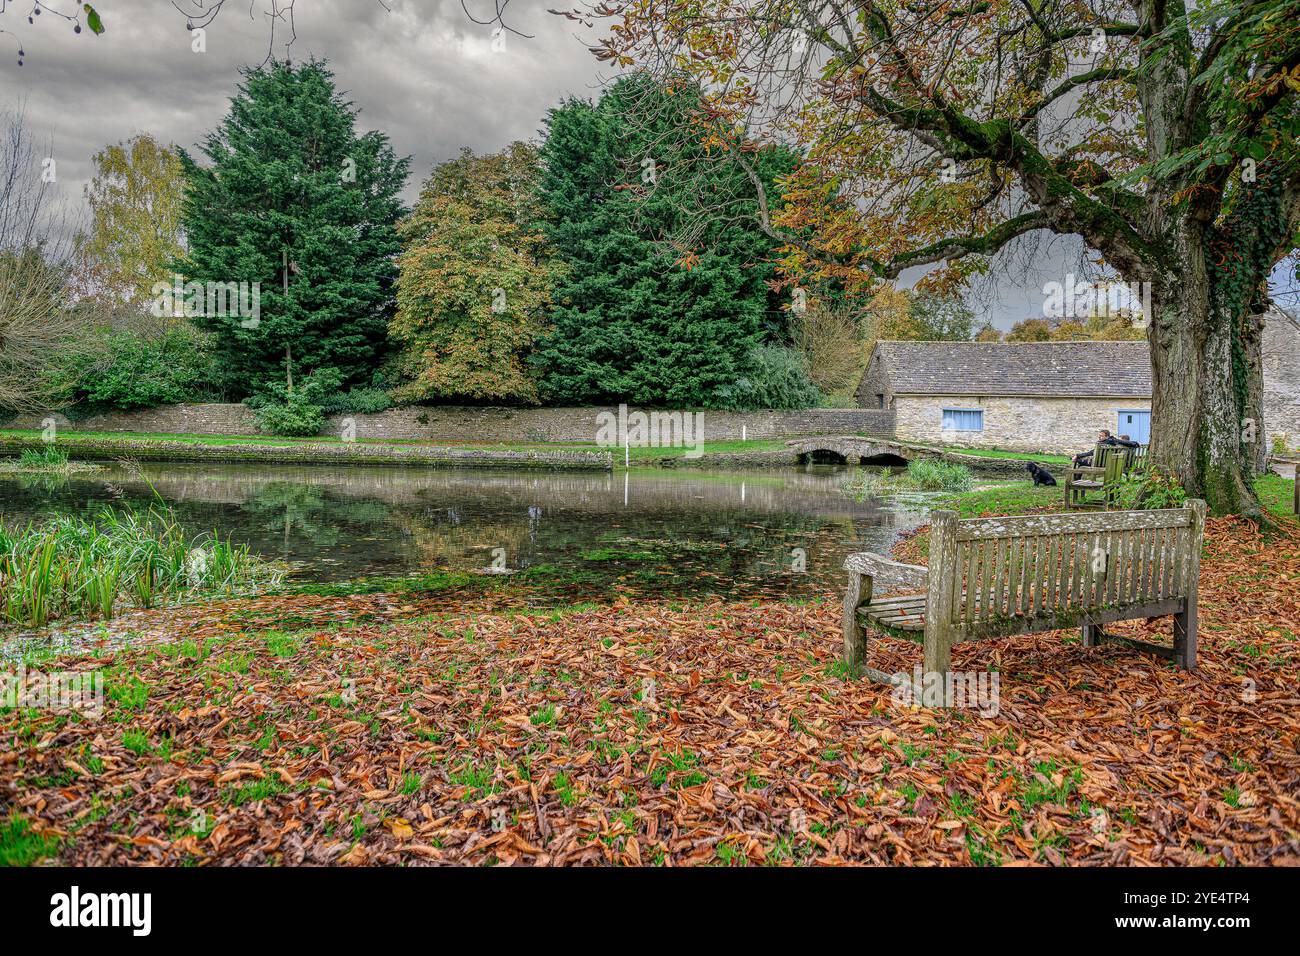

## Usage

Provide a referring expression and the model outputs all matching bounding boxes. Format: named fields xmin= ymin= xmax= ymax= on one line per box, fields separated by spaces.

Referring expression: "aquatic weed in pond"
xmin=0 ymin=507 xmax=281 ymax=628
xmin=842 ymin=459 xmax=973 ymax=499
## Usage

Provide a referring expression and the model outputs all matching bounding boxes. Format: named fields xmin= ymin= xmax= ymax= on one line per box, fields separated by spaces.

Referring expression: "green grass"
xmin=262 ymin=630 xmax=301 ymax=657
xmin=0 ymin=445 xmax=100 ymax=477
xmin=0 ymin=813 xmax=60 ymax=866
xmin=922 ymin=444 xmax=1071 ymax=464
xmin=0 ymin=428 xmax=788 ymax=466
xmin=935 ymin=483 xmax=1061 ymax=517
xmin=448 ymin=761 xmax=497 ymax=799
xmin=553 ymin=771 xmax=579 ymax=806
xmin=1254 ymin=473 xmax=1297 ymax=520
xmin=16 ymin=446 xmax=69 ymax=469
xmin=223 ymin=777 xmax=288 ymax=806
xmin=0 ymin=428 xmax=403 ymax=448
xmin=936 ymin=474 xmax=1295 ymax=519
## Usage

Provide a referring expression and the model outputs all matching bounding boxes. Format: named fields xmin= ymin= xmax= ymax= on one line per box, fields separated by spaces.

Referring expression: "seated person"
xmin=1074 ymin=429 xmax=1140 ymax=466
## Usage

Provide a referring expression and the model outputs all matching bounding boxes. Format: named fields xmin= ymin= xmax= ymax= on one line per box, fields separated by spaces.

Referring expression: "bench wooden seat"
xmin=843 ymin=501 xmax=1207 ymax=696
xmin=1064 ymin=443 xmax=1147 ymax=510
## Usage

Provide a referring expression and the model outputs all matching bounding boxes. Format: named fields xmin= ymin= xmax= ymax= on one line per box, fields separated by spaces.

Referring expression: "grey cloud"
xmin=3 ymin=0 xmax=607 ymax=206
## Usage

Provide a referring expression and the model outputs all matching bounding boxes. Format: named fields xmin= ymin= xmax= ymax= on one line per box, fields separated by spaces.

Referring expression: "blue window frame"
xmin=942 ymin=408 xmax=984 ymax=431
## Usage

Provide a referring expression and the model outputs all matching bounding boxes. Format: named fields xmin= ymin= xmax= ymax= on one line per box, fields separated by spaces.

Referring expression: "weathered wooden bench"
xmin=1064 ymin=444 xmax=1148 ymax=510
xmin=843 ymin=501 xmax=1206 ymax=692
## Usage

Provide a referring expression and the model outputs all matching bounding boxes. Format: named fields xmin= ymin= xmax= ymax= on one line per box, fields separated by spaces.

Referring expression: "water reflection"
xmin=0 ymin=462 xmax=931 ymax=597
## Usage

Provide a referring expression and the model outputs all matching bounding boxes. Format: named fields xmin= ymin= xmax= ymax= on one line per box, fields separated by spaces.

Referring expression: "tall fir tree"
xmin=179 ymin=59 xmax=408 ymax=394
xmin=533 ymin=75 xmax=800 ymax=409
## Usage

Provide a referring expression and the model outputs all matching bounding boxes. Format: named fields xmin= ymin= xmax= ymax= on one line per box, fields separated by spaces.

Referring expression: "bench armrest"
xmin=1067 ymin=466 xmax=1105 ymax=482
xmin=843 ymin=552 xmax=929 ymax=591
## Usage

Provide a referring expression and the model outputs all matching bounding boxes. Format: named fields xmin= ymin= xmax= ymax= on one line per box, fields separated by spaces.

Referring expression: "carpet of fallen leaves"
xmin=2 ymin=517 xmax=1297 ymax=866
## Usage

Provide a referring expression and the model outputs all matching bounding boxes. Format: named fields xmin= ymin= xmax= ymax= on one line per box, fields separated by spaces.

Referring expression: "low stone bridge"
xmin=785 ymin=435 xmax=942 ymax=466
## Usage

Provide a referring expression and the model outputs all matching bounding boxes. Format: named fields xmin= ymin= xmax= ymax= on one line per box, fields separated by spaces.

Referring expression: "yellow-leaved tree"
xmin=75 ymin=134 xmax=186 ymax=305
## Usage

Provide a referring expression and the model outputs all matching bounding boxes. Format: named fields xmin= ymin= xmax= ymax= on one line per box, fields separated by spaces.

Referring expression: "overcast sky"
xmin=3 ymin=0 xmax=1294 ymax=326
xmin=3 ymin=1 xmax=606 ymax=196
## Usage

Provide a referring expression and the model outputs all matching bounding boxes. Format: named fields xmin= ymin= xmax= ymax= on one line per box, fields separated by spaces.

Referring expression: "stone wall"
xmin=6 ymin=403 xmax=896 ymax=444
xmin=892 ymin=396 xmax=1151 ymax=455
xmin=1263 ymin=310 xmax=1300 ymax=453
xmin=6 ymin=404 xmax=262 ymax=436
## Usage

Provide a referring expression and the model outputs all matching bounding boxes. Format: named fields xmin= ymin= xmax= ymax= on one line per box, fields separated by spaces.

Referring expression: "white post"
xmin=742 ymin=424 xmax=747 ymax=442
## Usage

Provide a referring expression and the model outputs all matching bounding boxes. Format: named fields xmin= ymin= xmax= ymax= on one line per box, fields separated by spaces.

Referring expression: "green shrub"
xmin=321 ymin=387 xmax=393 ymax=415
xmin=255 ymin=399 xmax=325 ymax=437
xmin=50 ymin=323 xmax=219 ymax=411
xmin=251 ymin=368 xmax=343 ymax=437
xmin=1112 ymin=468 xmax=1187 ymax=510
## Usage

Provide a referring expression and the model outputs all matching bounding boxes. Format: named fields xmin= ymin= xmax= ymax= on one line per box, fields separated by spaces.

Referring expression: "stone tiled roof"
xmin=872 ymin=340 xmax=1152 ymax=397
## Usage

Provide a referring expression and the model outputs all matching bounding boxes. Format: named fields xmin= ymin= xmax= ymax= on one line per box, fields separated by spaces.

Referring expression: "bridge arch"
xmin=803 ymin=448 xmax=849 ymax=465
xmin=786 ymin=436 xmax=934 ymax=468
xmin=858 ymin=451 xmax=909 ymax=467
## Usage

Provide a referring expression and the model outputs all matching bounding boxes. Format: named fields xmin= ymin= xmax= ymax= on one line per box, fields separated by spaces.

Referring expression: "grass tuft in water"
xmin=0 ymin=507 xmax=281 ymax=628
xmin=843 ymin=459 xmax=974 ymax=499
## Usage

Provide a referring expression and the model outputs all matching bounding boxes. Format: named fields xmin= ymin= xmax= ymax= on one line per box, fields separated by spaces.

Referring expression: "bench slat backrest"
xmin=1092 ymin=443 xmax=1147 ymax=473
xmin=927 ymin=503 xmax=1205 ymax=634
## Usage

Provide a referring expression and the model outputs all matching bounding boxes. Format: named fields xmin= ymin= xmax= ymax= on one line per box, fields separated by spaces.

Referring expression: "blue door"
xmin=1116 ymin=409 xmax=1150 ymax=444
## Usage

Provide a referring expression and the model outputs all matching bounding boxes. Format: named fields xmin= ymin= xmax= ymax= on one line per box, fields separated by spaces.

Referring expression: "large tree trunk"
xmin=1241 ymin=305 xmax=1269 ymax=476
xmin=1148 ymin=257 xmax=1264 ymax=517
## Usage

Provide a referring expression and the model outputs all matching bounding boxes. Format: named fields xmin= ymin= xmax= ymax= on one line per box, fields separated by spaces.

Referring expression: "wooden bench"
xmin=842 ymin=501 xmax=1206 ymax=692
xmin=1064 ymin=444 xmax=1148 ymax=510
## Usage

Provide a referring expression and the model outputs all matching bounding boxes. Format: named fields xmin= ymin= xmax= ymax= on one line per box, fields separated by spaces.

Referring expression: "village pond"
xmin=0 ymin=461 xmax=940 ymax=601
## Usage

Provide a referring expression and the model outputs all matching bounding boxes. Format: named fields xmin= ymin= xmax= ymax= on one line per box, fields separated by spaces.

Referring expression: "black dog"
xmin=1025 ymin=462 xmax=1057 ymax=486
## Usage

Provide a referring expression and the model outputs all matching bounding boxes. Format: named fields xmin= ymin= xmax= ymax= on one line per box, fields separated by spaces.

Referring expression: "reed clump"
xmin=0 ymin=507 xmax=279 ymax=628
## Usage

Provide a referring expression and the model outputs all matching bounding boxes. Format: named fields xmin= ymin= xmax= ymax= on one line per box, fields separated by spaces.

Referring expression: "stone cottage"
xmin=857 ymin=308 xmax=1300 ymax=455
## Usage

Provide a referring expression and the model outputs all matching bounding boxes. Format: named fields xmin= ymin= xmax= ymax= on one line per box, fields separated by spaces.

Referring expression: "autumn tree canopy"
xmin=390 ymin=143 xmax=553 ymax=405
xmin=76 ymin=134 xmax=187 ymax=305
xmin=576 ymin=0 xmax=1299 ymax=515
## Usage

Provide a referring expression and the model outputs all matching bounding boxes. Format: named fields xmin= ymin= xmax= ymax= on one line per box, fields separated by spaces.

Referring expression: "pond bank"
xmin=0 ymin=434 xmax=612 ymax=471
xmin=0 ymin=429 xmax=1058 ymax=474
